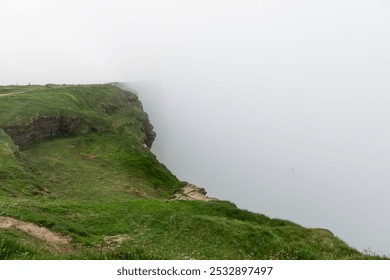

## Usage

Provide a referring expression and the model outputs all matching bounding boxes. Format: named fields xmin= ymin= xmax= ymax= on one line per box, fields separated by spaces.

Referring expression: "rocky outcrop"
xmin=2 ymin=116 xmax=85 ymax=148
xmin=101 ymin=94 xmax=142 ymax=114
xmin=100 ymin=92 xmax=156 ymax=148
xmin=141 ymin=115 xmax=156 ymax=148
xmin=174 ymin=184 xmax=218 ymax=201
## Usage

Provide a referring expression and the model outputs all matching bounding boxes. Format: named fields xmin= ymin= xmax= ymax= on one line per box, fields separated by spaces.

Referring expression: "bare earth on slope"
xmin=0 ymin=216 xmax=72 ymax=252
xmin=0 ymin=91 xmax=27 ymax=97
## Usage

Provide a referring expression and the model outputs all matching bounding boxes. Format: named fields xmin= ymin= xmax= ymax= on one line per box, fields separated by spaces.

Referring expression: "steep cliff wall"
xmin=3 ymin=116 xmax=85 ymax=148
xmin=141 ymin=115 xmax=156 ymax=148
xmin=0 ymin=84 xmax=156 ymax=149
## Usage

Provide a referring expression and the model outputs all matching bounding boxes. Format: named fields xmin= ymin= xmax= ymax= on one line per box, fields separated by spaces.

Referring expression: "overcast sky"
xmin=1 ymin=0 xmax=390 ymax=255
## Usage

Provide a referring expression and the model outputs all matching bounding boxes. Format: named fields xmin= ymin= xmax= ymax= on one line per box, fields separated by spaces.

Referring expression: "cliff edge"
xmin=0 ymin=84 xmax=380 ymax=260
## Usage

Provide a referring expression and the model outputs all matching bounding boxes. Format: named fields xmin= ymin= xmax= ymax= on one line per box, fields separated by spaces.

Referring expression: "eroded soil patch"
xmin=0 ymin=216 xmax=71 ymax=252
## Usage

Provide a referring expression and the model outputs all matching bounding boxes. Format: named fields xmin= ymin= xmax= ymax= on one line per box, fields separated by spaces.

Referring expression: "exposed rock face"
xmin=1 ymin=89 xmax=156 ymax=149
xmin=101 ymin=94 xmax=143 ymax=114
xmin=174 ymin=184 xmax=218 ymax=201
xmin=100 ymin=93 xmax=156 ymax=148
xmin=141 ymin=115 xmax=156 ymax=148
xmin=3 ymin=116 xmax=84 ymax=148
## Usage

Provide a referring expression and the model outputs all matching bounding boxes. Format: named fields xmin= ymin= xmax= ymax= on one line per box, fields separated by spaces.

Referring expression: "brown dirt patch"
xmin=0 ymin=216 xmax=72 ymax=252
xmin=103 ymin=234 xmax=131 ymax=246
xmin=75 ymin=153 xmax=97 ymax=159
xmin=0 ymin=92 xmax=25 ymax=97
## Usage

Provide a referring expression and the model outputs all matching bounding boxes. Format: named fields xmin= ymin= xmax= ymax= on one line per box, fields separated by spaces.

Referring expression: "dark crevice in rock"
xmin=2 ymin=116 xmax=85 ymax=148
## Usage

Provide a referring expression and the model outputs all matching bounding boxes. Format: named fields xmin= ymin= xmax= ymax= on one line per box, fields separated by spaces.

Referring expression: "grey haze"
xmin=1 ymin=0 xmax=390 ymax=255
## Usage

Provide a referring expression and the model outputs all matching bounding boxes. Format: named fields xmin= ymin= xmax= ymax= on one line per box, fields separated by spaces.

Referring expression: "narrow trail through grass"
xmin=0 ymin=92 xmax=25 ymax=97
xmin=0 ymin=216 xmax=72 ymax=252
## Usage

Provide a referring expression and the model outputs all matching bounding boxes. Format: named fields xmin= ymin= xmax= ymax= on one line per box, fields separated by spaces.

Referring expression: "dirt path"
xmin=0 ymin=91 xmax=27 ymax=97
xmin=0 ymin=216 xmax=71 ymax=252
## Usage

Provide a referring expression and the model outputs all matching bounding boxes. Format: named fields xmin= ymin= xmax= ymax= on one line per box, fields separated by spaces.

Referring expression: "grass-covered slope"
xmin=0 ymin=84 xmax=380 ymax=259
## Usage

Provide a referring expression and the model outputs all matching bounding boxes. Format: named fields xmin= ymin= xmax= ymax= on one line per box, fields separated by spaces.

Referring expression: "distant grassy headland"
xmin=0 ymin=84 xmax=384 ymax=259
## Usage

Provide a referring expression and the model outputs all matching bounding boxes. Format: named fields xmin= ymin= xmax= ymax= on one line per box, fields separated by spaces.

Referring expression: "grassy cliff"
xmin=0 ymin=84 xmax=380 ymax=259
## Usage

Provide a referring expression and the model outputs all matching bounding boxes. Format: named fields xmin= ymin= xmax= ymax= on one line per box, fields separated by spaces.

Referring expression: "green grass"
xmin=0 ymin=84 xmax=385 ymax=260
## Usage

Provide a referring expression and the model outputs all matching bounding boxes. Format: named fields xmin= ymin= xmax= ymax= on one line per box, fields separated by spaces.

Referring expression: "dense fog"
xmin=1 ymin=0 xmax=390 ymax=255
